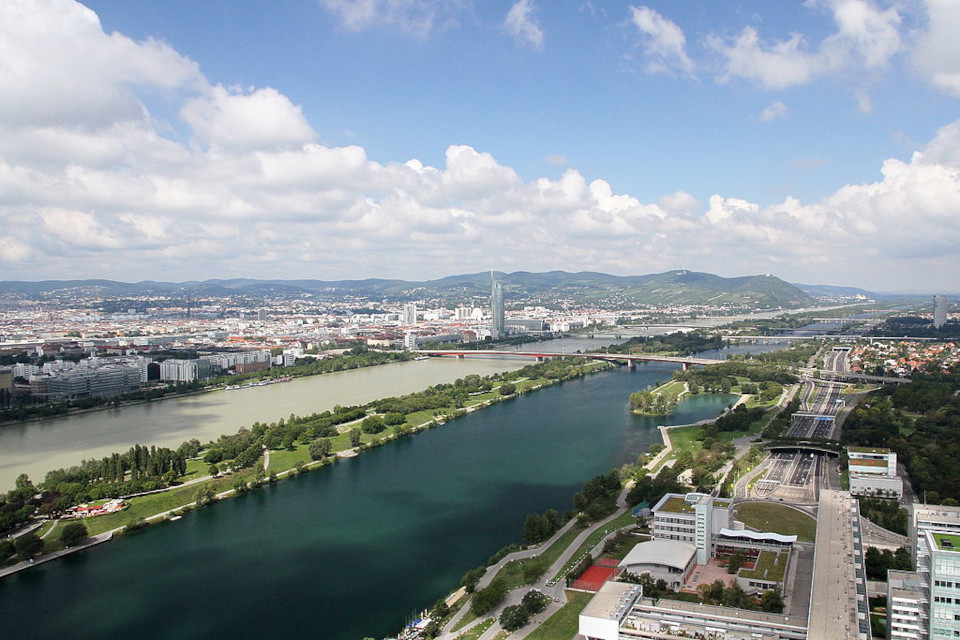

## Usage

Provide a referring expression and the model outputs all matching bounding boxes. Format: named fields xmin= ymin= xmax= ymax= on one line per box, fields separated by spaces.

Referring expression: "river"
xmin=0 ymin=357 xmax=527 ymax=490
xmin=0 ymin=358 xmax=739 ymax=640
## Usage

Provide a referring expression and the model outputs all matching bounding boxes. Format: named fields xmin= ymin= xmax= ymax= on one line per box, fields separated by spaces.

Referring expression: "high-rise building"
xmin=888 ymin=504 xmax=960 ymax=640
xmin=491 ymin=273 xmax=505 ymax=339
xmin=402 ymin=303 xmax=418 ymax=326
xmin=933 ymin=296 xmax=948 ymax=329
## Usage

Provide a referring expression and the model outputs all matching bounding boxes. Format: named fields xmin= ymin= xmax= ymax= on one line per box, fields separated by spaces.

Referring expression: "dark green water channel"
xmin=1 ymin=363 xmax=736 ymax=639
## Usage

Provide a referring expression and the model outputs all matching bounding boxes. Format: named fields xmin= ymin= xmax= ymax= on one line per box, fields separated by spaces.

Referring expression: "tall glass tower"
xmin=491 ymin=273 xmax=505 ymax=339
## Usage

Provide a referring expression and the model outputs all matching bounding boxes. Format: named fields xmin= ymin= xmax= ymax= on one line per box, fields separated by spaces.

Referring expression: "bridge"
xmin=415 ymin=350 xmax=724 ymax=369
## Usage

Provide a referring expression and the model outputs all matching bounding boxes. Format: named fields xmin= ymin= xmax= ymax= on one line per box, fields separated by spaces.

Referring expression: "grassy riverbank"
xmin=12 ymin=357 xmax=612 ymax=544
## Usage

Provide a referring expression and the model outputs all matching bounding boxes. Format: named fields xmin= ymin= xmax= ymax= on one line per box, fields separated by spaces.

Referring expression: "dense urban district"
xmin=2 ymin=272 xmax=960 ymax=640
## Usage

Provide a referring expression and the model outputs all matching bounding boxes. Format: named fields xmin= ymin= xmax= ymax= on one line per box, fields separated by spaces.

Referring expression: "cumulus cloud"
xmin=180 ymin=86 xmax=316 ymax=152
xmin=912 ymin=0 xmax=960 ymax=96
xmin=0 ymin=0 xmax=202 ymax=129
xmin=2 ymin=0 xmax=960 ymax=291
xmin=503 ymin=0 xmax=544 ymax=50
xmin=709 ymin=0 xmax=902 ymax=89
xmin=318 ymin=0 xmax=465 ymax=38
xmin=628 ymin=6 xmax=694 ymax=76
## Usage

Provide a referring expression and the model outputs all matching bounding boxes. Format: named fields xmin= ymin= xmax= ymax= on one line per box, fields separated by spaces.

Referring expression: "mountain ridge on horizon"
xmin=0 ymin=269 xmax=834 ymax=308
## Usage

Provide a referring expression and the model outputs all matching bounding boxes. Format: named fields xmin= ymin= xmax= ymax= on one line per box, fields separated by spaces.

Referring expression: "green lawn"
xmin=739 ymin=550 xmax=787 ymax=581
xmin=734 ymin=502 xmax=816 ymax=542
xmin=454 ymin=618 xmax=494 ymax=639
xmin=525 ymin=591 xmax=593 ymax=640
xmin=267 ymin=446 xmax=310 ymax=474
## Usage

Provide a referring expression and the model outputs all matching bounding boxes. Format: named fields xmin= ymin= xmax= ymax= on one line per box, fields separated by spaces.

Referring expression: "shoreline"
xmin=0 ymin=359 xmax=612 ymax=578
xmin=0 ymin=354 xmax=418 ymax=430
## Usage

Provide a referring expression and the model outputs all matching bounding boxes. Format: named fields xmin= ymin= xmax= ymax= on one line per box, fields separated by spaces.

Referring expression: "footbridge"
xmin=415 ymin=350 xmax=724 ymax=370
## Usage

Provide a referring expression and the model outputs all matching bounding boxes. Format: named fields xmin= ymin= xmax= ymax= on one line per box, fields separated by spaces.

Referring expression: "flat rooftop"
xmin=932 ymin=532 xmax=960 ymax=552
xmin=580 ymin=581 xmax=641 ymax=622
xmin=847 ymin=446 xmax=891 ymax=454
xmin=657 ymin=495 xmax=694 ymax=514
xmin=849 ymin=458 xmax=889 ymax=468
xmin=808 ymin=490 xmax=868 ymax=640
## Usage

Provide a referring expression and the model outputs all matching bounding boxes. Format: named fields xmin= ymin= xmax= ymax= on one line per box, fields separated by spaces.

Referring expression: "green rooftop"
xmin=933 ymin=533 xmax=960 ymax=552
xmin=849 ymin=458 xmax=889 ymax=468
xmin=847 ymin=446 xmax=891 ymax=454
xmin=739 ymin=551 xmax=787 ymax=583
xmin=659 ymin=496 xmax=695 ymax=514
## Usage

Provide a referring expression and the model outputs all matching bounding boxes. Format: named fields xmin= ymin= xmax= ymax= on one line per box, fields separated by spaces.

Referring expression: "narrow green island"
xmin=0 ymin=356 xmax=609 ymax=568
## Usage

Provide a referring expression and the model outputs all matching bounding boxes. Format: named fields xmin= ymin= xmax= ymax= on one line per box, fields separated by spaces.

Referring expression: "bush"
xmin=14 ymin=533 xmax=43 ymax=560
xmin=470 ymin=578 xmax=507 ymax=616
xmin=60 ymin=522 xmax=88 ymax=547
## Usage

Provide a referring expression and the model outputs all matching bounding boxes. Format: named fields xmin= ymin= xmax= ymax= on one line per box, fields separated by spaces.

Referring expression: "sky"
xmin=1 ymin=0 xmax=959 ymax=292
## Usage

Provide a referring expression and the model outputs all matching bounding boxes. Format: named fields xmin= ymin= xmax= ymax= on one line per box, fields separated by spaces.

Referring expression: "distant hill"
xmin=0 ymin=270 xmax=814 ymax=308
xmin=793 ymin=283 xmax=876 ymax=298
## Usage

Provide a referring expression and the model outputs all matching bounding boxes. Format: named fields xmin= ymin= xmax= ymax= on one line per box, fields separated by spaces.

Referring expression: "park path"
xmin=437 ymin=484 xmax=635 ymax=640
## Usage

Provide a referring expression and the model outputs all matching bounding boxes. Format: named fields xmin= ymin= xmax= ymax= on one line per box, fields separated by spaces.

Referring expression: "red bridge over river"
xmin=415 ymin=350 xmax=724 ymax=369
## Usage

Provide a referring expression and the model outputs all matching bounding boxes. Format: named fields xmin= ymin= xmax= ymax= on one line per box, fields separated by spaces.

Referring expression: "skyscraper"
xmin=933 ymin=295 xmax=948 ymax=329
xmin=402 ymin=302 xmax=417 ymax=326
xmin=491 ymin=273 xmax=505 ymax=339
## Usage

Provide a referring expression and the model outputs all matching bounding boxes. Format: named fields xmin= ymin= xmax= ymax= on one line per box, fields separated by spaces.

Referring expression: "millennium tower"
xmin=491 ymin=272 xmax=505 ymax=339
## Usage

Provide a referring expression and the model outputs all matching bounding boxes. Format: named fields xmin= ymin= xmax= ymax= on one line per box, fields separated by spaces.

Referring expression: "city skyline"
xmin=1 ymin=1 xmax=959 ymax=291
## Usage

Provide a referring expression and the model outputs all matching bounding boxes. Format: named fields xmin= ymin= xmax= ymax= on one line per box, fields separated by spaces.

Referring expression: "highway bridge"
xmin=415 ymin=350 xmax=724 ymax=369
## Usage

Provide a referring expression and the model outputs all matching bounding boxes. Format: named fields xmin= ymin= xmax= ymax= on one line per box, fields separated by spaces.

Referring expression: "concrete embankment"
xmin=0 ymin=531 xmax=113 ymax=579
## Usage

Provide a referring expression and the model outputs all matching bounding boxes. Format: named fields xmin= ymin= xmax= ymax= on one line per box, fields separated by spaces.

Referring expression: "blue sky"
xmin=2 ymin=0 xmax=959 ymax=292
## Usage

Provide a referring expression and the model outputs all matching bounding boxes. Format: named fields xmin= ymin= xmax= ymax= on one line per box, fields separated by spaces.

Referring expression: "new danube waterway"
xmin=1 ymin=337 xmax=781 ymax=639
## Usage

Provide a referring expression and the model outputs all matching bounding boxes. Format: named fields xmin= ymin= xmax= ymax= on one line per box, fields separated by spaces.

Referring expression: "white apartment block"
xmin=848 ymin=446 xmax=903 ymax=498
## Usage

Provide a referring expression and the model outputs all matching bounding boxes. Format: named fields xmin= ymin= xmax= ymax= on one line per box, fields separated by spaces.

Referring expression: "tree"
xmin=194 ymin=484 xmax=215 ymax=506
xmin=460 ymin=566 xmax=486 ymax=593
xmin=60 ymin=522 xmax=88 ymax=547
xmin=14 ymin=533 xmax=43 ymax=560
xmin=499 ymin=604 xmax=530 ymax=631
xmin=521 ymin=589 xmax=549 ymax=614
xmin=760 ymin=587 xmax=785 ymax=613
xmin=470 ymin=578 xmax=507 ymax=616
xmin=727 ymin=550 xmax=747 ymax=574
xmin=308 ymin=438 xmax=332 ymax=460
xmin=361 ymin=416 xmax=386 ymax=434
xmin=208 ymin=463 xmax=220 ymax=477
xmin=499 ymin=383 xmax=516 ymax=396
xmin=349 ymin=428 xmax=362 ymax=447
xmin=522 ymin=513 xmax=549 ymax=544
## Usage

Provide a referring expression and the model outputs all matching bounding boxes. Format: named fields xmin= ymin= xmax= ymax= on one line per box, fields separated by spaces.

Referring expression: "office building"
xmin=651 ymin=492 xmax=730 ymax=565
xmin=889 ymin=504 xmax=960 ymax=639
xmin=402 ymin=303 xmax=418 ymax=326
xmin=491 ymin=274 xmax=505 ymax=339
xmin=847 ymin=446 xmax=903 ymax=498
xmin=934 ymin=296 xmax=948 ymax=329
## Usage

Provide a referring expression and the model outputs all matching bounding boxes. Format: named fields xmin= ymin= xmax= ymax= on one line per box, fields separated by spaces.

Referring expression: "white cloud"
xmin=628 ymin=6 xmax=694 ymax=76
xmin=709 ymin=0 xmax=902 ymax=89
xmin=759 ymin=101 xmax=790 ymax=122
xmin=180 ymin=86 xmax=316 ymax=152
xmin=503 ymin=0 xmax=544 ymax=50
xmin=2 ymin=0 xmax=960 ymax=291
xmin=318 ymin=0 xmax=465 ymax=38
xmin=913 ymin=0 xmax=960 ymax=96
xmin=0 ymin=0 xmax=202 ymax=129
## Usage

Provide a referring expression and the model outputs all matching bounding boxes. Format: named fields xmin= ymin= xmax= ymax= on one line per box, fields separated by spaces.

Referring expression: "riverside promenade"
xmin=0 ymin=531 xmax=113 ymax=579
xmin=436 ymin=485 xmax=635 ymax=640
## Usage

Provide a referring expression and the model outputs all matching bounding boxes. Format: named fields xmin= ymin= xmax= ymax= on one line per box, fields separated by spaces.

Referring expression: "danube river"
xmin=0 ymin=359 xmax=738 ymax=640
xmin=0 ymin=357 xmax=527 ymax=490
